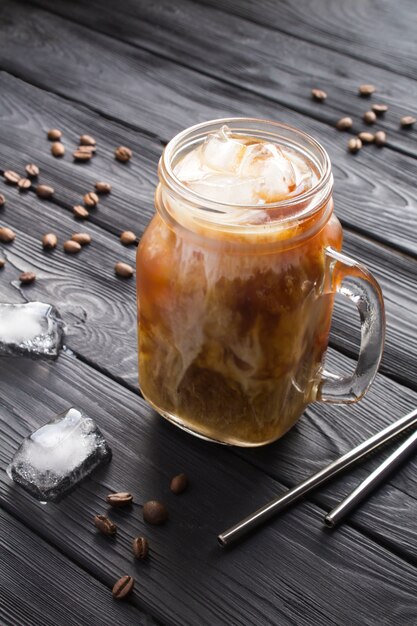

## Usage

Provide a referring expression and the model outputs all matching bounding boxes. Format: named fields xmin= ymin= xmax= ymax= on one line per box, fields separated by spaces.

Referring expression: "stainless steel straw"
xmin=324 ymin=426 xmax=417 ymax=528
xmin=218 ymin=407 xmax=417 ymax=547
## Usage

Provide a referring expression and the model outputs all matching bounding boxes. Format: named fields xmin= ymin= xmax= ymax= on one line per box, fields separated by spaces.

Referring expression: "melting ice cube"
xmin=0 ymin=302 xmax=64 ymax=359
xmin=200 ymin=125 xmax=245 ymax=173
xmin=7 ymin=407 xmax=112 ymax=502
xmin=239 ymin=143 xmax=296 ymax=202
xmin=186 ymin=174 xmax=260 ymax=205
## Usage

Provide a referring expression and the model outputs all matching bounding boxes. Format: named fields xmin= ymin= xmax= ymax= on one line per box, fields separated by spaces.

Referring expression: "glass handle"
xmin=317 ymin=247 xmax=385 ymax=403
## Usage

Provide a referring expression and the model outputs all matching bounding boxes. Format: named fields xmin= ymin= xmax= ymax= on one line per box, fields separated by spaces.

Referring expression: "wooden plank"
xmin=1 ymin=352 xmax=417 ymax=625
xmin=1 ymin=71 xmax=417 ymax=260
xmin=0 ymin=508 xmax=153 ymax=626
xmin=194 ymin=0 xmax=417 ymax=82
xmin=1 ymin=172 xmax=416 ymax=396
xmin=23 ymin=0 xmax=417 ymax=159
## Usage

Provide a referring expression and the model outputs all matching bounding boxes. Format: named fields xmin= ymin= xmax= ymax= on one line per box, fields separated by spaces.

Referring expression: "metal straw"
xmin=324 ymin=426 xmax=417 ymax=528
xmin=218 ymin=407 xmax=417 ymax=547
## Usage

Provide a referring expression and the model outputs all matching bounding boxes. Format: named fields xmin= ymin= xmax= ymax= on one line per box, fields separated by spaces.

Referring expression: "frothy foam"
xmin=174 ymin=125 xmax=316 ymax=206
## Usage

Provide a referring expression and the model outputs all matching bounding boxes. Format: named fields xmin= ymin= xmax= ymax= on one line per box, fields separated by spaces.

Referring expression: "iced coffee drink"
xmin=137 ymin=120 xmax=383 ymax=446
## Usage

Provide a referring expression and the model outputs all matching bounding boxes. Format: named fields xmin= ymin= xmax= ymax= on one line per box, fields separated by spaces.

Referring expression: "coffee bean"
xmin=359 ymin=84 xmax=376 ymax=96
xmin=19 ymin=271 xmax=36 ymax=285
xmin=348 ymin=137 xmax=362 ymax=154
xmin=115 ymin=146 xmax=133 ymax=162
xmin=400 ymin=115 xmax=416 ymax=128
xmin=73 ymin=150 xmax=92 ymax=162
xmin=36 ymin=185 xmax=54 ymax=199
xmin=112 ymin=576 xmax=134 ymax=601
xmin=374 ymin=130 xmax=387 ymax=147
xmin=143 ymin=500 xmax=168 ymax=525
xmin=77 ymin=145 xmax=96 ymax=156
xmin=0 ymin=194 xmax=6 ymax=207
xmin=311 ymin=88 xmax=327 ymax=102
xmin=371 ymin=103 xmax=388 ymax=115
xmin=363 ymin=111 xmax=376 ymax=125
xmin=42 ymin=233 xmax=58 ymax=250
xmin=93 ymin=514 xmax=117 ymax=536
xmin=95 ymin=181 xmax=112 ymax=194
xmin=115 ymin=261 xmax=134 ymax=278
xmin=0 ymin=227 xmax=16 ymax=243
xmin=170 ymin=473 xmax=188 ymax=494
xmin=73 ymin=205 xmax=90 ymax=219
xmin=80 ymin=134 xmax=96 ymax=146
xmin=4 ymin=171 xmax=20 ymax=185
xmin=18 ymin=178 xmax=32 ymax=191
xmin=47 ymin=128 xmax=62 ymax=141
xmin=335 ymin=117 xmax=353 ymax=131
xmin=106 ymin=492 xmax=133 ymax=507
xmin=51 ymin=142 xmax=65 ymax=157
xmin=358 ymin=132 xmax=374 ymax=144
xmin=71 ymin=232 xmax=91 ymax=246
xmin=120 ymin=231 xmax=137 ymax=246
xmin=84 ymin=192 xmax=99 ymax=208
xmin=63 ymin=240 xmax=81 ymax=254
xmin=0 ymin=258 xmax=5 ymax=268
xmin=132 ymin=536 xmax=149 ymax=560
xmin=25 ymin=163 xmax=40 ymax=178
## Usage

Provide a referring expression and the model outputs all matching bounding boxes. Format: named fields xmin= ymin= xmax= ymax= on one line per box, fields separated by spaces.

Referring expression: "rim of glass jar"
xmin=159 ymin=117 xmax=333 ymax=229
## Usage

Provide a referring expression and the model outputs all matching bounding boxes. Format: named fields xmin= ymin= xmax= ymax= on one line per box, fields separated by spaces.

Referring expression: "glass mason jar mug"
xmin=137 ymin=118 xmax=385 ymax=447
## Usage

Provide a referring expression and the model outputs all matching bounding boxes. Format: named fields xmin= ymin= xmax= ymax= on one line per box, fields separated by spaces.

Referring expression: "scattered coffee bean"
xmin=42 ymin=233 xmax=58 ymax=250
xmin=71 ymin=232 xmax=91 ymax=246
xmin=18 ymin=178 xmax=32 ymax=191
xmin=84 ymin=192 xmax=99 ymax=208
xmin=0 ymin=227 xmax=16 ymax=243
xmin=19 ymin=271 xmax=36 ymax=285
xmin=358 ymin=132 xmax=374 ymax=144
xmin=120 ymin=231 xmax=136 ymax=246
xmin=170 ymin=473 xmax=188 ymax=494
xmin=132 ymin=536 xmax=149 ymax=560
xmin=115 ymin=261 xmax=134 ymax=278
xmin=143 ymin=500 xmax=168 ymax=525
xmin=311 ymin=88 xmax=327 ymax=102
xmin=0 ymin=194 xmax=6 ymax=207
xmin=112 ymin=576 xmax=134 ymax=601
xmin=335 ymin=117 xmax=353 ymax=131
xmin=73 ymin=150 xmax=92 ymax=162
xmin=51 ymin=142 xmax=65 ymax=158
xmin=0 ymin=258 xmax=5 ymax=268
xmin=348 ymin=137 xmax=362 ymax=154
xmin=95 ymin=181 xmax=112 ymax=194
xmin=115 ymin=146 xmax=133 ymax=162
xmin=4 ymin=170 xmax=20 ymax=185
xmin=400 ymin=115 xmax=416 ymax=128
xmin=47 ymin=128 xmax=62 ymax=141
xmin=359 ymin=84 xmax=376 ymax=96
xmin=106 ymin=492 xmax=133 ymax=507
xmin=36 ymin=185 xmax=54 ymax=199
xmin=363 ymin=111 xmax=376 ymax=125
xmin=374 ymin=130 xmax=387 ymax=147
xmin=80 ymin=134 xmax=96 ymax=146
xmin=93 ymin=514 xmax=117 ymax=536
xmin=25 ymin=163 xmax=40 ymax=178
xmin=73 ymin=205 xmax=89 ymax=219
xmin=63 ymin=240 xmax=82 ymax=254
xmin=371 ymin=103 xmax=388 ymax=115
xmin=77 ymin=145 xmax=96 ymax=155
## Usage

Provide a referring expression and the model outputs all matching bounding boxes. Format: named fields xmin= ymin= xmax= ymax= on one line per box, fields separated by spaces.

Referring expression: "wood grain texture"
xmin=26 ymin=0 xmax=417 ymax=159
xmin=195 ymin=0 xmax=417 ymax=82
xmin=1 ymin=353 xmax=417 ymax=625
xmin=0 ymin=11 xmax=416 ymax=257
xmin=0 ymin=508 xmax=153 ymax=626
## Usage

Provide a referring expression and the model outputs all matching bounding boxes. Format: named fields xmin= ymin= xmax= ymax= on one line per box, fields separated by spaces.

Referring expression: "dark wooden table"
xmin=1 ymin=1 xmax=417 ymax=624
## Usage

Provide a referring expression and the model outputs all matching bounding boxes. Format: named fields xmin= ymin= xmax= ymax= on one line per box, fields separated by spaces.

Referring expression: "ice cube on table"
xmin=0 ymin=301 xmax=64 ymax=359
xmin=7 ymin=407 xmax=112 ymax=502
